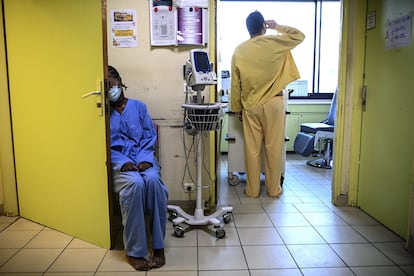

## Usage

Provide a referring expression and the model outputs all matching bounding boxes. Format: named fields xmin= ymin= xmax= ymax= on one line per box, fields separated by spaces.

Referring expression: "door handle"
xmin=81 ymin=80 xmax=104 ymax=116
xmin=81 ymin=91 xmax=101 ymax=97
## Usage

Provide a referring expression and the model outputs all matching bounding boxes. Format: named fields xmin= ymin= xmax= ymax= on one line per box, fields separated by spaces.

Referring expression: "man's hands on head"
xmin=265 ymin=20 xmax=277 ymax=30
xmin=121 ymin=161 xmax=153 ymax=172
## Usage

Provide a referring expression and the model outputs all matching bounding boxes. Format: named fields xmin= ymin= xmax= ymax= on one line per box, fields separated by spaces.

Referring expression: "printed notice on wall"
xmin=150 ymin=0 xmax=208 ymax=46
xmin=177 ymin=7 xmax=205 ymax=45
xmin=110 ymin=9 xmax=138 ymax=48
xmin=150 ymin=1 xmax=177 ymax=46
xmin=385 ymin=14 xmax=412 ymax=50
xmin=367 ymin=10 xmax=376 ymax=30
xmin=174 ymin=0 xmax=209 ymax=8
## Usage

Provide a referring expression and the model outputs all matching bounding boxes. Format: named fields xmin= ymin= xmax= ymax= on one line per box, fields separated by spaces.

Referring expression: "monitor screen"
xmin=193 ymin=51 xmax=210 ymax=73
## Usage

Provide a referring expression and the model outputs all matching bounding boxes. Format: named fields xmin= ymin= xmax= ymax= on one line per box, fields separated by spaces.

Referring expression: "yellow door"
xmin=4 ymin=0 xmax=110 ymax=248
xmin=358 ymin=0 xmax=414 ymax=239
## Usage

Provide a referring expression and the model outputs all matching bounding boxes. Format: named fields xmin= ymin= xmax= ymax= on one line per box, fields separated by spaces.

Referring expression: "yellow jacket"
xmin=230 ymin=25 xmax=305 ymax=112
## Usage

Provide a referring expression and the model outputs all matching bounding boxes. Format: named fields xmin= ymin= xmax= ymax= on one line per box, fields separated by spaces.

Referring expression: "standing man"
xmin=231 ymin=11 xmax=305 ymax=198
xmin=108 ymin=65 xmax=168 ymax=271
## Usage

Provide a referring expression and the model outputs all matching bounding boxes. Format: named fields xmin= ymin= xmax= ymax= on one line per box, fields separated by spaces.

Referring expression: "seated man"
xmin=108 ymin=65 xmax=169 ymax=271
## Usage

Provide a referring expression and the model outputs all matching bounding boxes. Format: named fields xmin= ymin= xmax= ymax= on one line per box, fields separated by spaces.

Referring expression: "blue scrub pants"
xmin=113 ymin=163 xmax=168 ymax=258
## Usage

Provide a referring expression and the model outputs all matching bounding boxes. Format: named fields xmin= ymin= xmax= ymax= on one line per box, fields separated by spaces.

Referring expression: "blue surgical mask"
xmin=109 ymin=85 xmax=122 ymax=102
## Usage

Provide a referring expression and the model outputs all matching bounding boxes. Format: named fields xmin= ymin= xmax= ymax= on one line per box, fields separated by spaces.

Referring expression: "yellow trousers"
xmin=242 ymin=95 xmax=285 ymax=197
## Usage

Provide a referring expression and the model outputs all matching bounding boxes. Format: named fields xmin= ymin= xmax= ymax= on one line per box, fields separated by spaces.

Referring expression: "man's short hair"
xmin=108 ymin=65 xmax=121 ymax=79
xmin=246 ymin=11 xmax=264 ymax=36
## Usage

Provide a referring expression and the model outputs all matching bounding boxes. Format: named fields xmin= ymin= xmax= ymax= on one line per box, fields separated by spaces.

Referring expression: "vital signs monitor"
xmin=187 ymin=49 xmax=216 ymax=88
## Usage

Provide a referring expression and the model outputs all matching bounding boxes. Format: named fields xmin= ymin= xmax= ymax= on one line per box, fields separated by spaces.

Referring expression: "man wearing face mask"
xmin=108 ymin=65 xmax=169 ymax=271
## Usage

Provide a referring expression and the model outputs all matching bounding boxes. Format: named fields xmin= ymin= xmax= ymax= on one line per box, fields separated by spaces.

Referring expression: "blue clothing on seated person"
xmin=110 ymin=98 xmax=168 ymax=259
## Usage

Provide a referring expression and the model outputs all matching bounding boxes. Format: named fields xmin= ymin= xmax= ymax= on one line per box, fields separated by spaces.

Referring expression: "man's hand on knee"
xmin=138 ymin=162 xmax=153 ymax=172
xmin=121 ymin=162 xmax=138 ymax=172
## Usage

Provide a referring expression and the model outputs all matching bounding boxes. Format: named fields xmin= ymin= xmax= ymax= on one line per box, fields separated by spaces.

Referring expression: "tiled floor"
xmin=1 ymin=153 xmax=414 ymax=275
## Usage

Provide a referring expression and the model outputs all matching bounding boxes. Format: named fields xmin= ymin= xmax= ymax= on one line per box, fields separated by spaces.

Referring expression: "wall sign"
xmin=110 ymin=9 xmax=138 ymax=48
xmin=385 ymin=14 xmax=412 ymax=50
xmin=150 ymin=0 xmax=208 ymax=46
xmin=367 ymin=10 xmax=376 ymax=30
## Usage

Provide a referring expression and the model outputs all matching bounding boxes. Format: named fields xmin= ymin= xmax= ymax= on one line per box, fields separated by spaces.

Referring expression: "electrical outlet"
xmin=183 ymin=182 xmax=195 ymax=192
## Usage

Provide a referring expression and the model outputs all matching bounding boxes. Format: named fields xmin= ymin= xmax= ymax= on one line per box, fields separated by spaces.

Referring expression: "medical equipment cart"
xmin=167 ymin=49 xmax=233 ymax=239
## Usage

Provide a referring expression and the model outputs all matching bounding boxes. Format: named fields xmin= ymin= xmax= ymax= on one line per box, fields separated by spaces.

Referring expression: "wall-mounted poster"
xmin=174 ymin=0 xmax=209 ymax=8
xmin=177 ymin=7 xmax=207 ymax=45
xmin=110 ymin=9 xmax=138 ymax=48
xmin=150 ymin=0 xmax=208 ymax=46
xmin=150 ymin=0 xmax=177 ymax=46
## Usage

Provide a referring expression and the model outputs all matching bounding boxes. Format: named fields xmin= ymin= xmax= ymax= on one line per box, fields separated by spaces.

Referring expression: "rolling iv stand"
xmin=167 ymin=50 xmax=233 ymax=239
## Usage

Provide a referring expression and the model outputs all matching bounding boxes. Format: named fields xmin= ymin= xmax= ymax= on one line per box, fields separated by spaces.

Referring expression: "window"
xmin=217 ymin=0 xmax=341 ymax=98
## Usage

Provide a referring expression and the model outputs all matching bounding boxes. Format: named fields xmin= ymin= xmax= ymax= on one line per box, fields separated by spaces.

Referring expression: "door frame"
xmin=0 ymin=0 xmax=19 ymax=216
xmin=332 ymin=0 xmax=366 ymax=207
xmin=100 ymin=0 xmax=118 ymax=249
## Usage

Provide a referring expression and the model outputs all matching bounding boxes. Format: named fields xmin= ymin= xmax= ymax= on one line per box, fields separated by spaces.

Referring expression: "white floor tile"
xmin=97 ymin=249 xmax=135 ymax=272
xmin=277 ymin=226 xmax=325 ymax=244
xmin=287 ymin=244 xmax=346 ymax=268
xmin=250 ymin=269 xmax=302 ymax=276
xmin=268 ymin=212 xmax=310 ymax=227
xmin=147 ymin=272 xmax=196 ymax=276
xmin=198 ymin=246 xmax=247 ymax=270
xmin=301 ymin=267 xmax=354 ymax=276
xmin=199 ymin=271 xmax=249 ymax=276
xmin=0 ymin=248 xmax=18 ymax=267
xmin=0 ymin=248 xmax=62 ymax=272
xmin=25 ymin=228 xmax=73 ymax=249
xmin=197 ymin=227 xmax=241 ymax=246
xmin=157 ymin=247 xmax=197 ymax=271
xmin=243 ymin=245 xmax=297 ymax=269
xmin=353 ymin=225 xmax=404 ymax=242
xmin=238 ymin=227 xmax=283 ymax=245
xmin=374 ymin=242 xmax=414 ymax=265
xmin=350 ymin=266 xmax=407 ymax=276
xmin=47 ymin=248 xmax=107 ymax=272
xmin=0 ymin=230 xmax=40 ymax=249
xmin=6 ymin=218 xmax=44 ymax=231
xmin=301 ymin=211 xmax=347 ymax=226
xmin=314 ymin=225 xmax=367 ymax=243
xmin=331 ymin=243 xmax=393 ymax=266
xmin=232 ymin=213 xmax=273 ymax=227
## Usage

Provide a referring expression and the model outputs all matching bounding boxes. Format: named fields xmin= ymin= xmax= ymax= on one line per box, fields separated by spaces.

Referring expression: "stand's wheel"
xmin=216 ymin=228 xmax=225 ymax=239
xmin=223 ymin=213 xmax=232 ymax=224
xmin=228 ymin=174 xmax=240 ymax=186
xmin=174 ymin=225 xmax=185 ymax=238
xmin=168 ymin=210 xmax=177 ymax=222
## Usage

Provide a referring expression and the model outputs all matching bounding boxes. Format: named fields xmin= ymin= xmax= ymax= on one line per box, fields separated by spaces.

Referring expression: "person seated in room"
xmin=108 ymin=65 xmax=169 ymax=271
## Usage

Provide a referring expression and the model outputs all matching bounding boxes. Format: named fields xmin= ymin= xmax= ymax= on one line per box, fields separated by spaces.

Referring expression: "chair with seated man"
xmin=293 ymin=90 xmax=337 ymax=169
